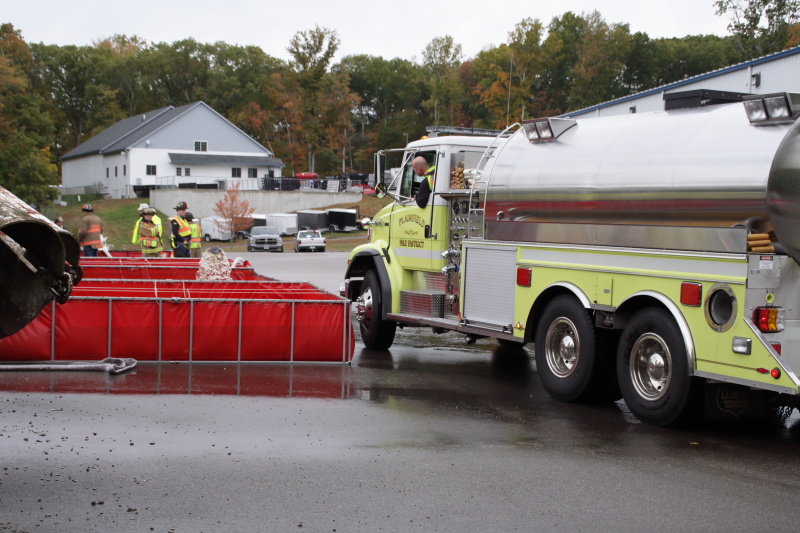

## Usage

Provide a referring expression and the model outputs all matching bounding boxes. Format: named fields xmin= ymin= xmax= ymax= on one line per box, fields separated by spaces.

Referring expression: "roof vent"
xmin=142 ymin=114 xmax=146 ymax=122
xmin=663 ymin=89 xmax=749 ymax=110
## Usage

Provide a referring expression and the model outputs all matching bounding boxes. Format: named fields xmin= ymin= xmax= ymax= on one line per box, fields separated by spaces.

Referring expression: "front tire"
xmin=617 ymin=307 xmax=696 ymax=426
xmin=358 ymin=270 xmax=396 ymax=350
xmin=535 ymin=295 xmax=614 ymax=402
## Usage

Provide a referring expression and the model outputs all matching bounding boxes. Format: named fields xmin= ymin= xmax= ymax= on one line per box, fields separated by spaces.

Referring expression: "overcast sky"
xmin=7 ymin=0 xmax=732 ymax=63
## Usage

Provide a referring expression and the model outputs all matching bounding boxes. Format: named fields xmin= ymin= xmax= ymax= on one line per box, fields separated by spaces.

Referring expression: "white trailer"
xmin=265 ymin=213 xmax=298 ymax=236
xmin=200 ymin=216 xmax=232 ymax=242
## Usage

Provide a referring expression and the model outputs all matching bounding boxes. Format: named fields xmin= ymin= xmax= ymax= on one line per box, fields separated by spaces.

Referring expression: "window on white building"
xmin=232 ymin=168 xmax=241 ymax=178
xmin=146 ymin=165 xmax=157 ymax=175
xmin=185 ymin=168 xmax=191 ymax=176
xmin=194 ymin=141 xmax=208 ymax=152
xmin=176 ymin=168 xmax=182 ymax=176
xmin=248 ymin=168 xmax=258 ymax=178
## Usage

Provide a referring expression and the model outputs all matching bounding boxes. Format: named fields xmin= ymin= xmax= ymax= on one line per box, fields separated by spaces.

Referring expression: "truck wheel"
xmin=204 ymin=234 xmax=211 ymax=242
xmin=358 ymin=270 xmax=396 ymax=350
xmin=617 ymin=307 xmax=697 ymax=426
xmin=535 ymin=295 xmax=606 ymax=402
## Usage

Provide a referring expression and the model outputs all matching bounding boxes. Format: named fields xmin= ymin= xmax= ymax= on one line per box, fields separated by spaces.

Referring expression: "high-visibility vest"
xmin=425 ymin=165 xmax=436 ymax=189
xmin=170 ymin=216 xmax=192 ymax=247
xmin=188 ymin=221 xmax=201 ymax=249
xmin=138 ymin=221 xmax=162 ymax=254
xmin=132 ymin=214 xmax=162 ymax=244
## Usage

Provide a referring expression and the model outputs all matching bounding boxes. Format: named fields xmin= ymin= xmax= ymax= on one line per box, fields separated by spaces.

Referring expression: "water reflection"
xmin=0 ymin=363 xmax=354 ymax=399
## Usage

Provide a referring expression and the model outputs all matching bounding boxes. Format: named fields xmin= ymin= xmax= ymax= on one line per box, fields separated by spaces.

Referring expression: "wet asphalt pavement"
xmin=2 ymin=252 xmax=800 ymax=532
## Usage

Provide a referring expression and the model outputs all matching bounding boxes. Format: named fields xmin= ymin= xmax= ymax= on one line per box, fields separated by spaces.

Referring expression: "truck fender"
xmin=527 ymin=282 xmax=593 ymax=343
xmin=616 ymin=290 xmax=696 ymax=372
xmin=344 ymin=249 xmax=392 ymax=319
xmin=546 ymin=282 xmax=593 ymax=308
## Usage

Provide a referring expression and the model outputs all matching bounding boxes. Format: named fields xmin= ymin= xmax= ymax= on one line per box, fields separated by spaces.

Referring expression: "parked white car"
xmin=294 ymin=230 xmax=326 ymax=252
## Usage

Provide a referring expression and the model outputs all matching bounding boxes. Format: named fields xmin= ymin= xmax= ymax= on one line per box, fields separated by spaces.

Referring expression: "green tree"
xmin=464 ymin=45 xmax=514 ymax=129
xmin=31 ymin=43 xmax=119 ymax=151
xmin=507 ymin=18 xmax=547 ymax=123
xmin=539 ymin=11 xmax=585 ymax=114
xmin=0 ymin=24 xmax=59 ymax=207
xmin=715 ymin=0 xmax=800 ymax=57
xmin=332 ymin=54 xmax=427 ymax=162
xmin=287 ymin=26 xmax=340 ymax=173
xmin=140 ymin=38 xmax=211 ymax=107
xmin=198 ymin=42 xmax=284 ymax=116
xmin=569 ymin=13 xmax=633 ymax=110
xmin=93 ymin=34 xmax=149 ymax=116
xmin=421 ymin=36 xmax=464 ymax=126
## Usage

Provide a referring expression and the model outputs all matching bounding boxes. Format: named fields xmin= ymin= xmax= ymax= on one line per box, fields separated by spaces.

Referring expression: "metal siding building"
xmin=564 ymin=46 xmax=800 ymax=118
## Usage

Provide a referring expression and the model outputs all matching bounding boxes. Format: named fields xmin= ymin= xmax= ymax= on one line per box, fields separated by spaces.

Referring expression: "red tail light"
xmin=753 ymin=307 xmax=784 ymax=332
xmin=516 ymin=267 xmax=532 ymax=287
xmin=680 ymin=282 xmax=702 ymax=306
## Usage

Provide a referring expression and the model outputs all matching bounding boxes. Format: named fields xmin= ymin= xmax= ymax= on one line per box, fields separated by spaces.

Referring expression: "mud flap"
xmin=703 ymin=382 xmax=771 ymax=420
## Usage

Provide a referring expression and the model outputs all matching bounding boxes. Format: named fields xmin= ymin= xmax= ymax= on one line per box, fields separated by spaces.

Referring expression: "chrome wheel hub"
xmin=545 ymin=317 xmax=579 ymax=378
xmin=629 ymin=333 xmax=672 ymax=401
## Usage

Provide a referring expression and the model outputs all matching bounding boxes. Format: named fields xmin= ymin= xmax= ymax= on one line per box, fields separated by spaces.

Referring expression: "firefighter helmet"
xmin=142 ymin=208 xmax=156 ymax=215
xmin=174 ymin=201 xmax=188 ymax=210
xmin=81 ymin=204 xmax=93 ymax=212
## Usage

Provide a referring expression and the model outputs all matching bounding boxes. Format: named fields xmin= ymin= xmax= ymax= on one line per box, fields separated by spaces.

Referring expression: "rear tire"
xmin=617 ymin=307 xmax=696 ymax=426
xmin=535 ymin=295 xmax=614 ymax=402
xmin=358 ymin=270 xmax=396 ymax=350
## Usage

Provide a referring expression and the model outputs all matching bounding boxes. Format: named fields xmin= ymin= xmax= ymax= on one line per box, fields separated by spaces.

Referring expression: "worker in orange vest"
xmin=170 ymin=201 xmax=193 ymax=258
xmin=78 ymin=204 xmax=104 ymax=257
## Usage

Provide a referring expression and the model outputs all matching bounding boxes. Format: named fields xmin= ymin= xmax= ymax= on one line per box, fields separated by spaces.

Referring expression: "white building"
xmin=60 ymin=101 xmax=284 ymax=199
xmin=564 ymin=46 xmax=800 ymax=118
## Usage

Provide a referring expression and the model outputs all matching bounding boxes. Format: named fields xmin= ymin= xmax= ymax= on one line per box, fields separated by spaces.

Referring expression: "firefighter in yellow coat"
xmin=133 ymin=208 xmax=163 ymax=257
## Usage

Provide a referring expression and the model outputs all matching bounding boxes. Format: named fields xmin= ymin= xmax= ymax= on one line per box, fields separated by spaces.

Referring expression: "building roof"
xmin=563 ymin=45 xmax=800 ymax=118
xmin=168 ymin=153 xmax=285 ymax=168
xmin=60 ymin=101 xmax=271 ymax=161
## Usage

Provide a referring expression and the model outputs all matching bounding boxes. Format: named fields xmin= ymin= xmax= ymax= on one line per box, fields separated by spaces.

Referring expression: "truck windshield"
xmin=251 ymin=227 xmax=278 ymax=236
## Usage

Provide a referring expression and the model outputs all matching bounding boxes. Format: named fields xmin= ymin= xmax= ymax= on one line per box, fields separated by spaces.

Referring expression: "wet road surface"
xmin=2 ymin=253 xmax=800 ymax=532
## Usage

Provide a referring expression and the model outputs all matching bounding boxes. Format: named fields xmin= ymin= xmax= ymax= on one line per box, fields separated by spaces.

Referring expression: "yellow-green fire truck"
xmin=342 ymin=91 xmax=800 ymax=426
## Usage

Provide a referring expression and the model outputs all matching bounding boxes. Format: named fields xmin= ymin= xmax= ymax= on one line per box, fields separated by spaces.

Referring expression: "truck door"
xmin=388 ymin=150 xmax=440 ymax=272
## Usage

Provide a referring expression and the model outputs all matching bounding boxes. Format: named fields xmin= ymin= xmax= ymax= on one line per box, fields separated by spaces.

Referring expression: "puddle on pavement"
xmin=0 ymin=363 xmax=355 ymax=399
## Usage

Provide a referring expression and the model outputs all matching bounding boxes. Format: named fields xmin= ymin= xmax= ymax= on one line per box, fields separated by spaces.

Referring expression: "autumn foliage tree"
xmin=212 ymin=182 xmax=254 ymax=241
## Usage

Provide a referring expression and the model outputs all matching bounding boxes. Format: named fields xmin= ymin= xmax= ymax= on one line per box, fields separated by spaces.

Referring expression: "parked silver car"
xmin=247 ymin=226 xmax=283 ymax=252
xmin=294 ymin=230 xmax=326 ymax=252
